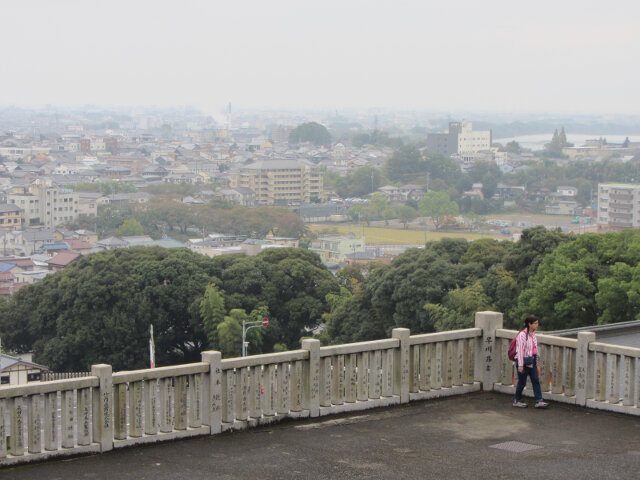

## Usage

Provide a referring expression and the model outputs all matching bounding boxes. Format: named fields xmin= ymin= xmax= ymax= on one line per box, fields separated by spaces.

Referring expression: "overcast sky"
xmin=2 ymin=1 xmax=639 ymax=116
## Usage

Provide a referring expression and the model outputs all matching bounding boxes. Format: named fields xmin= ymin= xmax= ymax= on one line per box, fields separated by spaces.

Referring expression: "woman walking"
xmin=513 ymin=314 xmax=549 ymax=408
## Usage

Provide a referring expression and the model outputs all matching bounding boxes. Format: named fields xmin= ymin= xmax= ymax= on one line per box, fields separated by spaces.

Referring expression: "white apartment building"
xmin=597 ymin=183 xmax=640 ymax=231
xmin=456 ymin=121 xmax=492 ymax=159
xmin=7 ymin=181 xmax=79 ymax=228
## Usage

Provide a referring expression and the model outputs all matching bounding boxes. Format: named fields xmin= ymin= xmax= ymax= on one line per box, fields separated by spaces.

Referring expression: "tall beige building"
xmin=7 ymin=181 xmax=79 ymax=228
xmin=229 ymin=159 xmax=323 ymax=206
xmin=597 ymin=183 xmax=640 ymax=231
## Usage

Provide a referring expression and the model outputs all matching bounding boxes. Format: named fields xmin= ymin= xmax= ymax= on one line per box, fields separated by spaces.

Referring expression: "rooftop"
xmin=5 ymin=393 xmax=639 ymax=479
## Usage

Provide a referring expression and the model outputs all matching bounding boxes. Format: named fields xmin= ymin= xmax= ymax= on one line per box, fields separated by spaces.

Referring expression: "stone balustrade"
xmin=494 ymin=328 xmax=640 ymax=414
xmin=1 ymin=311 xmax=639 ymax=468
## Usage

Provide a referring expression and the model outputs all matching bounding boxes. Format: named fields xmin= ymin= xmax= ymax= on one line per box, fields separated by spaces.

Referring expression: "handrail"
xmin=0 ymin=376 xmax=98 ymax=398
xmin=410 ymin=328 xmax=481 ymax=345
xmin=320 ymin=339 xmax=399 ymax=357
xmin=112 ymin=362 xmax=209 ymax=384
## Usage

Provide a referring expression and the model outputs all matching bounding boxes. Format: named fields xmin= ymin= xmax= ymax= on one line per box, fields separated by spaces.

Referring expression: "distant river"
xmin=494 ymin=134 xmax=640 ymax=151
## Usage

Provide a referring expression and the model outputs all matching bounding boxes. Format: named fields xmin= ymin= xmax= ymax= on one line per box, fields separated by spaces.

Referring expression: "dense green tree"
xmin=289 ymin=122 xmax=331 ymax=145
xmin=0 ymin=247 xmax=338 ymax=370
xmin=386 ymin=146 xmax=423 ymax=183
xmin=395 ymin=205 xmax=418 ymax=229
xmin=326 ymin=240 xmax=484 ymax=343
xmin=119 ymin=218 xmax=145 ymax=236
xmin=200 ymin=284 xmax=226 ymax=349
xmin=418 ymin=192 xmax=459 ymax=229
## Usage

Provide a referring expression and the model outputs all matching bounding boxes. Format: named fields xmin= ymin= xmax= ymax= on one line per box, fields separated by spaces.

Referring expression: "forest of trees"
xmin=67 ymin=199 xmax=308 ymax=242
xmin=4 ymin=227 xmax=640 ymax=371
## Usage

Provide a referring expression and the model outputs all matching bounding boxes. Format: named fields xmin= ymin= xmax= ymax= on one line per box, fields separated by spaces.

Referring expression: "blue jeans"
xmin=515 ymin=360 xmax=543 ymax=402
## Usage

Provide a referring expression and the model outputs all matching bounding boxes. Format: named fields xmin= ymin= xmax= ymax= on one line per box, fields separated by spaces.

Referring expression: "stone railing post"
xmin=575 ymin=332 xmax=596 ymax=406
xmin=474 ymin=311 xmax=503 ymax=392
xmin=91 ymin=364 xmax=113 ymax=452
xmin=302 ymin=339 xmax=320 ymax=417
xmin=201 ymin=351 xmax=222 ymax=434
xmin=392 ymin=328 xmax=410 ymax=403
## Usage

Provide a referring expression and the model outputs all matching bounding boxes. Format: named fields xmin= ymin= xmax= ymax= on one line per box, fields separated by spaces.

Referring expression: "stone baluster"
xmin=290 ymin=361 xmax=303 ymax=412
xmin=410 ymin=345 xmax=419 ymax=393
xmin=159 ymin=377 xmax=174 ymax=432
xmin=419 ymin=344 xmax=430 ymax=391
xmin=331 ymin=355 xmax=345 ymax=405
xmin=62 ymin=390 xmax=75 ymax=448
xmin=563 ymin=348 xmax=576 ymax=396
xmin=433 ymin=342 xmax=443 ymax=389
xmin=538 ymin=344 xmax=551 ymax=392
xmin=28 ymin=394 xmax=41 ymax=454
xmin=249 ymin=366 xmax=263 ymax=418
xmin=221 ymin=370 xmax=234 ymax=423
xmin=144 ymin=379 xmax=158 ymax=435
xmin=382 ymin=349 xmax=393 ymax=397
xmin=263 ymin=365 xmax=276 ymax=416
xmin=189 ymin=374 xmax=202 ymax=428
xmin=344 ymin=354 xmax=357 ymax=403
xmin=77 ymin=388 xmax=91 ymax=446
xmin=10 ymin=397 xmax=24 ymax=456
xmin=392 ymin=328 xmax=410 ymax=403
xmin=551 ymin=346 xmax=563 ymax=394
xmin=464 ymin=338 xmax=474 ymax=384
xmin=114 ymin=384 xmax=127 ymax=440
xmin=276 ymin=363 xmax=290 ymax=415
xmin=368 ymin=351 xmax=381 ymax=400
xmin=129 ymin=381 xmax=143 ymax=437
xmin=44 ymin=392 xmax=57 ymax=451
xmin=320 ymin=357 xmax=332 ymax=406
xmin=622 ymin=356 xmax=635 ymax=406
xmin=356 ymin=352 xmax=368 ymax=401
xmin=453 ymin=340 xmax=464 ymax=387
xmin=594 ymin=352 xmax=606 ymax=402
xmin=443 ymin=341 xmax=454 ymax=388
xmin=607 ymin=354 xmax=618 ymax=404
xmin=174 ymin=376 xmax=188 ymax=430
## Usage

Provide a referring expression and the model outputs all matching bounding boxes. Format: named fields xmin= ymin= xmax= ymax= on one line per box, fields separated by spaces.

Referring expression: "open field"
xmin=309 ymin=224 xmax=503 ymax=245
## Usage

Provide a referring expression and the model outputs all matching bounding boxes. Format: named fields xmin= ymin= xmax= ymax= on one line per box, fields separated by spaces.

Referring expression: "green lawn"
xmin=309 ymin=224 xmax=504 ymax=245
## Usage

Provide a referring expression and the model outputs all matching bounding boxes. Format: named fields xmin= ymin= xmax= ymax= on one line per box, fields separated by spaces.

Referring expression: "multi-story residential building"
xmin=7 ymin=182 xmax=79 ymax=228
xmin=0 ymin=204 xmax=24 ymax=229
xmin=597 ymin=183 xmax=640 ymax=231
xmin=228 ymin=159 xmax=323 ymax=206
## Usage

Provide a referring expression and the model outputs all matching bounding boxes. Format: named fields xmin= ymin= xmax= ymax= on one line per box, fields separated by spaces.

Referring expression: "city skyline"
xmin=2 ymin=1 xmax=639 ymax=116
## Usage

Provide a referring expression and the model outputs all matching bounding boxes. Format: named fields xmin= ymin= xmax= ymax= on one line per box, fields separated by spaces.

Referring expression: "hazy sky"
xmin=2 ymin=1 xmax=639 ymax=116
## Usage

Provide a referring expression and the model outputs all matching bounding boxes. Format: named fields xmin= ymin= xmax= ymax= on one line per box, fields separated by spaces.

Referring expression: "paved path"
xmin=3 ymin=392 xmax=640 ymax=479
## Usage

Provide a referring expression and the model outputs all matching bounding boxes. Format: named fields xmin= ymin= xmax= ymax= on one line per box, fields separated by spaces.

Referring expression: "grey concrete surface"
xmin=3 ymin=392 xmax=640 ymax=480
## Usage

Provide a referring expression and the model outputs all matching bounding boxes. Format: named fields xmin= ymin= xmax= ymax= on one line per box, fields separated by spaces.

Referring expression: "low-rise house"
xmin=66 ymin=238 xmax=94 ymax=254
xmin=0 ymin=353 xmax=49 ymax=386
xmin=46 ymin=251 xmax=82 ymax=271
xmin=75 ymin=229 xmax=98 ymax=244
xmin=215 ymin=187 xmax=256 ymax=207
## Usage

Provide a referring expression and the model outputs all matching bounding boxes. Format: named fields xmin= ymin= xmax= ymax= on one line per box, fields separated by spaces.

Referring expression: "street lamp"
xmin=242 ymin=317 xmax=269 ymax=356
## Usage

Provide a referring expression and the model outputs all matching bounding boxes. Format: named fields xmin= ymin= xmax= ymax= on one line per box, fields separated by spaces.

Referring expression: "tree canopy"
xmin=289 ymin=122 xmax=331 ymax=145
xmin=0 ymin=247 xmax=339 ymax=370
